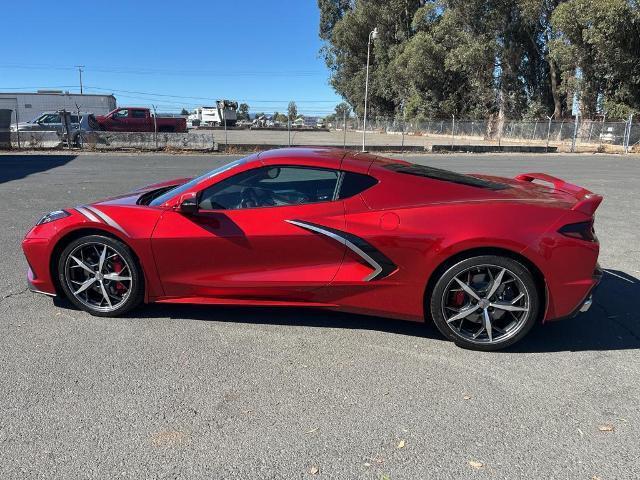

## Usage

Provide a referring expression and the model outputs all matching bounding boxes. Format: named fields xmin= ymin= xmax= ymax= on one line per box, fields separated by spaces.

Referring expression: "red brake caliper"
xmin=453 ymin=290 xmax=466 ymax=307
xmin=112 ymin=258 xmax=126 ymax=294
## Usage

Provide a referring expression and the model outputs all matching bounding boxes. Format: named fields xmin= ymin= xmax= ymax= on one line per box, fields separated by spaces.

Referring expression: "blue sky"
xmin=1 ymin=1 xmax=342 ymax=115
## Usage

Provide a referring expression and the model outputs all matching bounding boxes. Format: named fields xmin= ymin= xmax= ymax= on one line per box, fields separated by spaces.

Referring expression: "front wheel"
xmin=429 ymin=255 xmax=539 ymax=351
xmin=57 ymin=235 xmax=144 ymax=317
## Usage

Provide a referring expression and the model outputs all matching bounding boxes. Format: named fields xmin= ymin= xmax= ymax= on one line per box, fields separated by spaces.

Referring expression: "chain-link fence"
xmin=4 ymin=107 xmax=638 ymax=153
xmin=321 ymin=116 xmax=639 ymax=153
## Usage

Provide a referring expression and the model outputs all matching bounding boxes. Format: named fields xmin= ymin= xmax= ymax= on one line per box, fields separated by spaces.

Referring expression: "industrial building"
xmin=0 ymin=91 xmax=116 ymax=124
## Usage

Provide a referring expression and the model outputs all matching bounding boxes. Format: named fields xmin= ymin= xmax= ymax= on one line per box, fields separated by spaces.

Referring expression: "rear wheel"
xmin=430 ymin=255 xmax=539 ymax=351
xmin=57 ymin=235 xmax=144 ymax=316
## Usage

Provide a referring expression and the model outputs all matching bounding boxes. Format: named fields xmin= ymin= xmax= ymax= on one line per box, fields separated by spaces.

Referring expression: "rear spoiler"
xmin=515 ymin=172 xmax=603 ymax=216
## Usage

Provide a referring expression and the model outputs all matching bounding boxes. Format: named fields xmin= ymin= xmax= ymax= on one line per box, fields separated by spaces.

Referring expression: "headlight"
xmin=37 ymin=210 xmax=70 ymax=225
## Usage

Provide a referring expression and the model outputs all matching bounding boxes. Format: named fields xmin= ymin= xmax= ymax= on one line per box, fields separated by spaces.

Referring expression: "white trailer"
xmin=188 ymin=100 xmax=238 ymax=127
xmin=0 ymin=91 xmax=116 ymax=125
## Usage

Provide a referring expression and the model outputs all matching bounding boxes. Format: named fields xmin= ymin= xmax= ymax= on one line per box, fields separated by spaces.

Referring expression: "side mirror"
xmin=176 ymin=192 xmax=199 ymax=214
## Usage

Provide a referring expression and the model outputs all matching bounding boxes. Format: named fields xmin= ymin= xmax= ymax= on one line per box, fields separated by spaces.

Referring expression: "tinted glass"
xmin=383 ymin=163 xmax=508 ymax=190
xmin=199 ymin=166 xmax=339 ymax=210
xmin=131 ymin=110 xmax=146 ymax=118
xmin=339 ymin=172 xmax=378 ymax=199
xmin=41 ymin=114 xmax=61 ymax=124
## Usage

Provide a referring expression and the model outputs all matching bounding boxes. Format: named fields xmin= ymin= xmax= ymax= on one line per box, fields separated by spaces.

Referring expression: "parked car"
xmin=11 ymin=111 xmax=100 ymax=147
xmin=22 ymin=147 xmax=603 ymax=351
xmin=95 ymin=107 xmax=187 ymax=133
xmin=11 ymin=111 xmax=88 ymax=135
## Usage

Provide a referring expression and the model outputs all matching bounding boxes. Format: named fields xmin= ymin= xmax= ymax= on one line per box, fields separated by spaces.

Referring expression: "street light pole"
xmin=362 ymin=27 xmax=378 ymax=152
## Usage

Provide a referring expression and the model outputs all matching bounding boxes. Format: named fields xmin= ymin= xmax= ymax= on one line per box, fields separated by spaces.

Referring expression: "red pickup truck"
xmin=95 ymin=107 xmax=187 ymax=133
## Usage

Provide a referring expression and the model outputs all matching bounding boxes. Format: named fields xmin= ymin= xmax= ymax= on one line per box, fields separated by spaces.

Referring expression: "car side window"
xmin=338 ymin=172 xmax=378 ymax=199
xmin=199 ymin=166 xmax=340 ymax=210
xmin=113 ymin=109 xmax=129 ymax=119
xmin=131 ymin=110 xmax=146 ymax=118
xmin=41 ymin=114 xmax=61 ymax=124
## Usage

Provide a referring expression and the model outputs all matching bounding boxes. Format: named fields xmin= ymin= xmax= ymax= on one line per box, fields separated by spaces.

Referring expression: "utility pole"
xmin=75 ymin=65 xmax=85 ymax=94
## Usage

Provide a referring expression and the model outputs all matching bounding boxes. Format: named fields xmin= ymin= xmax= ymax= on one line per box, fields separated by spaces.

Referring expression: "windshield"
xmin=149 ymin=157 xmax=252 ymax=206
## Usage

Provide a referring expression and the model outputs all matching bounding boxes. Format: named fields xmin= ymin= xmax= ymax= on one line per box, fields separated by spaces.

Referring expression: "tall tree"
xmin=335 ymin=101 xmax=352 ymax=118
xmin=319 ymin=0 xmax=640 ymax=120
xmin=550 ymin=0 xmax=640 ymax=119
xmin=287 ymin=101 xmax=298 ymax=120
xmin=237 ymin=103 xmax=250 ymax=121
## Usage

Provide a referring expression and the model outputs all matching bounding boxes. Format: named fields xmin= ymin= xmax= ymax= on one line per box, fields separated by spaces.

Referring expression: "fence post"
xmin=624 ymin=114 xmax=634 ymax=153
xmin=287 ymin=117 xmax=291 ymax=146
xmin=400 ymin=102 xmax=406 ymax=154
xmin=546 ymin=116 xmax=552 ymax=152
xmin=343 ymin=110 xmax=347 ymax=149
xmin=599 ymin=114 xmax=606 ymax=150
xmin=570 ymin=114 xmax=579 ymax=152
xmin=61 ymin=109 xmax=72 ymax=150
xmin=451 ymin=114 xmax=455 ymax=149
xmin=14 ymin=99 xmax=21 ymax=149
xmin=224 ymin=114 xmax=228 ymax=150
xmin=152 ymin=105 xmax=158 ymax=150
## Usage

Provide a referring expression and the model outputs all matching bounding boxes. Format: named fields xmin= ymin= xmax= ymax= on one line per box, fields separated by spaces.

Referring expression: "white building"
xmin=0 ymin=91 xmax=116 ymax=124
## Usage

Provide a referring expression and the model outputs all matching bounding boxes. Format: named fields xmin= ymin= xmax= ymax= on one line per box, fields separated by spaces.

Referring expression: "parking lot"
xmin=1 ymin=151 xmax=639 ymax=479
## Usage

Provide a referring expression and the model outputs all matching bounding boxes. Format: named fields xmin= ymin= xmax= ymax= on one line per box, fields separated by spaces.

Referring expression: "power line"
xmin=0 ymin=63 xmax=328 ymax=78
xmin=83 ymin=86 xmax=338 ymax=103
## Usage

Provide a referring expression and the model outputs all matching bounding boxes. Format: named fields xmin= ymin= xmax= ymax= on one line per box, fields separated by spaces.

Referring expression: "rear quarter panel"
xmin=335 ymin=196 xmax=571 ymax=321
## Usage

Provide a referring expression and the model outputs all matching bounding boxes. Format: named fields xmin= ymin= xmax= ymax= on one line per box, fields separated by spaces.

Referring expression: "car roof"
xmin=257 ymin=147 xmax=389 ymax=172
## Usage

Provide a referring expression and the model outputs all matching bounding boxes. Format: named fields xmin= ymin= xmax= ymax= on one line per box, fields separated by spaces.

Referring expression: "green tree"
xmin=334 ymin=101 xmax=352 ymax=119
xmin=237 ymin=103 xmax=250 ymax=121
xmin=550 ymin=0 xmax=640 ymax=119
xmin=273 ymin=112 xmax=288 ymax=122
xmin=287 ymin=101 xmax=298 ymax=120
xmin=180 ymin=108 xmax=190 ymax=115
xmin=318 ymin=0 xmax=640 ymax=120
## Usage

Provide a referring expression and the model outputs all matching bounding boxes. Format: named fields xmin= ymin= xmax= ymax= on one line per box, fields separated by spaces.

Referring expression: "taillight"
xmin=558 ymin=221 xmax=597 ymax=242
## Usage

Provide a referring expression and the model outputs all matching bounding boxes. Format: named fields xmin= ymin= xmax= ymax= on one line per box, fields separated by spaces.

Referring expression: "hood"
xmin=11 ymin=122 xmax=39 ymax=131
xmin=95 ymin=177 xmax=192 ymax=206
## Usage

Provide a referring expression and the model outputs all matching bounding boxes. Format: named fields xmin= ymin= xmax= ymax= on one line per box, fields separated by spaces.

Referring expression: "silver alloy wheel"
xmin=441 ymin=264 xmax=531 ymax=345
xmin=63 ymin=241 xmax=133 ymax=313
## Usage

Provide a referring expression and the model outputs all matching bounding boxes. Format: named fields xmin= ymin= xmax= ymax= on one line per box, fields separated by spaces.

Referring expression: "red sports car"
xmin=22 ymin=148 xmax=602 ymax=350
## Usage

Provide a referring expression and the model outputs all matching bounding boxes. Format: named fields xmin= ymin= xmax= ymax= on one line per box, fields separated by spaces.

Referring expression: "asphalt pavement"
xmin=1 ymin=151 xmax=639 ymax=479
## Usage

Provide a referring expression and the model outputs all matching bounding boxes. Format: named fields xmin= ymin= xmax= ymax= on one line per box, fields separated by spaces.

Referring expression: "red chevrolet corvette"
xmin=23 ymin=148 xmax=603 ymax=350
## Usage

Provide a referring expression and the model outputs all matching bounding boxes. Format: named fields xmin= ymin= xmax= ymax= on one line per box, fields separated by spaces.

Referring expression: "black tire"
xmin=57 ymin=235 xmax=144 ymax=317
xmin=429 ymin=255 xmax=539 ymax=351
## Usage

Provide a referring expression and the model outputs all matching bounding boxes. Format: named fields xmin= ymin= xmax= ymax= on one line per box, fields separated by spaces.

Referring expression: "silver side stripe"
xmin=75 ymin=206 xmax=101 ymax=222
xmin=286 ymin=219 xmax=383 ymax=281
xmin=83 ymin=205 xmax=128 ymax=236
